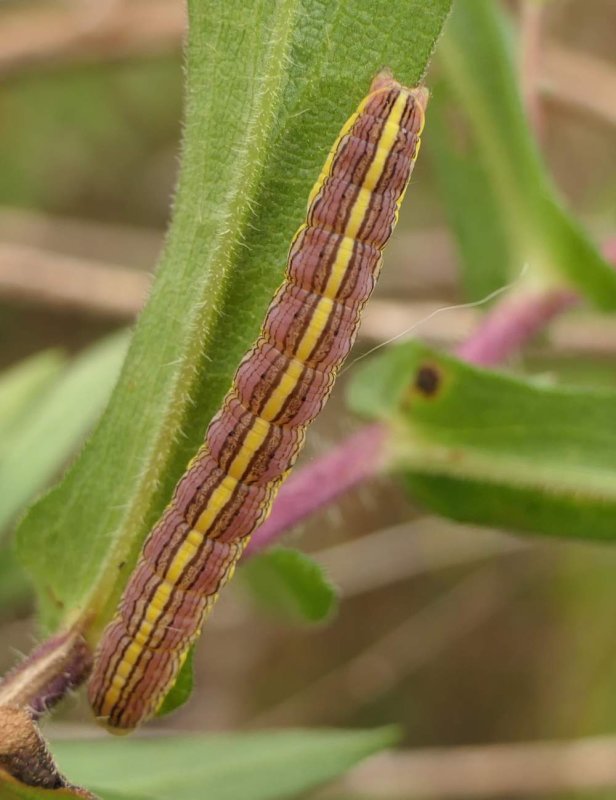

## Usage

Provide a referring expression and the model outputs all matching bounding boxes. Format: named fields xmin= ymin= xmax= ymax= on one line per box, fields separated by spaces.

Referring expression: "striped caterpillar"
xmin=88 ymin=71 xmax=428 ymax=731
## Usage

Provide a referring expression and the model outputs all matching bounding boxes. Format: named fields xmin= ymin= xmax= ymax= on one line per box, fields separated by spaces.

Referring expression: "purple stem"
xmin=244 ymin=423 xmax=387 ymax=557
xmin=455 ymin=286 xmax=576 ymax=366
xmin=245 ymin=285 xmax=581 ymax=558
xmin=0 ymin=628 xmax=91 ymax=718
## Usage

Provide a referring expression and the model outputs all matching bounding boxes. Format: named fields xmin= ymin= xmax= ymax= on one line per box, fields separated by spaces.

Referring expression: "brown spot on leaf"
xmin=414 ymin=363 xmax=441 ymax=397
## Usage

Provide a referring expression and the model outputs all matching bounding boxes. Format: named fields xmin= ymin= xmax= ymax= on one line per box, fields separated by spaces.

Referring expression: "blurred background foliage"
xmin=1 ymin=1 xmax=616 ymax=798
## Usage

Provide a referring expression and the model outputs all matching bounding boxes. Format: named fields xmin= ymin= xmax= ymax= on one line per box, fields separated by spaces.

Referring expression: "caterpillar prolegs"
xmin=88 ymin=72 xmax=428 ymax=731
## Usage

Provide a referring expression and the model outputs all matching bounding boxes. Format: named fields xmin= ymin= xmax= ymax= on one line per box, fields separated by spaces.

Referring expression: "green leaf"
xmin=426 ymin=83 xmax=511 ymax=300
xmin=0 ymin=771 xmax=97 ymax=800
xmin=1 ymin=332 xmax=128 ymax=537
xmin=242 ymin=547 xmax=338 ymax=623
xmin=0 ymin=350 xmax=65 ymax=611
xmin=162 ymin=548 xmax=338 ymax=716
xmin=52 ymin=728 xmax=398 ymax=800
xmin=89 ymin=794 xmax=149 ymax=800
xmin=436 ymin=0 xmax=616 ymax=307
xmin=348 ymin=340 xmax=616 ymax=542
xmin=0 ymin=350 xmax=65 ymax=450
xmin=154 ymin=548 xmax=337 ymax=718
xmin=0 ymin=548 xmax=31 ymax=613
xmin=16 ymin=0 xmax=452 ymax=646
xmin=156 ymin=649 xmax=194 ymax=719
xmin=0 ymin=336 xmax=127 ymax=613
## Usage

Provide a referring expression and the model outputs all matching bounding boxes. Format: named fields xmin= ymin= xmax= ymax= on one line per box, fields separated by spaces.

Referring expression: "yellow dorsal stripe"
xmin=225 ymin=419 xmax=271 ymax=481
xmin=193 ymin=474 xmax=238 ymax=534
xmin=295 ymin=295 xmax=335 ymax=362
xmin=261 ymin=353 xmax=305 ymax=420
xmin=343 ymin=92 xmax=407 ymax=242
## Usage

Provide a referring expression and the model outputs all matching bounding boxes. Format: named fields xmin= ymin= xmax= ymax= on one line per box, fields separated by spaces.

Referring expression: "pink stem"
xmin=456 ymin=239 xmax=616 ymax=367
xmin=0 ymin=629 xmax=91 ymax=718
xmin=247 ymin=288 xmax=571 ymax=558
xmin=247 ymin=246 xmax=616 ymax=557
xmin=602 ymin=237 xmax=616 ymax=264
xmin=455 ymin=287 xmax=576 ymax=367
xmin=244 ymin=423 xmax=387 ymax=557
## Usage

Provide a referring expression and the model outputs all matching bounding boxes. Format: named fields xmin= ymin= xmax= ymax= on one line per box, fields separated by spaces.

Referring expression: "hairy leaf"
xmin=1 ymin=334 xmax=127 ymax=537
xmin=16 ymin=0 xmax=452 ymax=643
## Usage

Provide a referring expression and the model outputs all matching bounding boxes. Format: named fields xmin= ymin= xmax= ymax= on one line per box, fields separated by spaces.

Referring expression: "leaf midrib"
xmin=395 ymin=423 xmax=616 ymax=503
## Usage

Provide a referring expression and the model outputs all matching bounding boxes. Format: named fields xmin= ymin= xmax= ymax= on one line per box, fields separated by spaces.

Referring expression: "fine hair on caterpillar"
xmin=87 ymin=71 xmax=428 ymax=732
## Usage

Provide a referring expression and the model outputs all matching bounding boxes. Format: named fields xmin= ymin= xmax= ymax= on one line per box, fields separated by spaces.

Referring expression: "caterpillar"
xmin=88 ymin=71 xmax=428 ymax=732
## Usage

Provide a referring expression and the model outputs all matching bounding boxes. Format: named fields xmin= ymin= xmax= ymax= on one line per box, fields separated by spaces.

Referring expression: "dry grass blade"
xmin=0 ymin=243 xmax=148 ymax=317
xmin=519 ymin=0 xmax=546 ymax=135
xmin=315 ymin=517 xmax=527 ymax=598
xmin=0 ymin=0 xmax=184 ymax=77
xmin=320 ymin=736 xmax=616 ymax=798
xmin=361 ymin=298 xmax=616 ymax=357
xmin=250 ymin=568 xmax=511 ymax=727
xmin=542 ymin=44 xmax=616 ymax=126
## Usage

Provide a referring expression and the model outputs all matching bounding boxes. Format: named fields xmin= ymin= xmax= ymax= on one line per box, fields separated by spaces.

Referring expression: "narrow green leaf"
xmin=242 ymin=547 xmax=338 ymax=623
xmin=349 ymin=340 xmax=616 ymax=542
xmin=156 ymin=649 xmax=194 ymax=719
xmin=426 ymin=83 xmax=511 ymax=300
xmin=0 ymin=342 xmax=125 ymax=614
xmin=0 ymin=772 xmax=97 ymax=800
xmin=16 ymin=0 xmax=452 ymax=642
xmin=53 ymin=727 xmax=398 ymax=800
xmin=437 ymin=0 xmax=616 ymax=307
xmin=89 ymin=793 xmax=150 ymax=800
xmin=162 ymin=549 xmax=337 ymax=716
xmin=0 ymin=350 xmax=65 ymax=449
xmin=1 ymin=332 xmax=128 ymax=537
xmin=0 ymin=548 xmax=31 ymax=613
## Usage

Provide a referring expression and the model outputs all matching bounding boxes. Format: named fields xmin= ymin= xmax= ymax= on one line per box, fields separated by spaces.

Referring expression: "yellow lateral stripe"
xmin=308 ymin=81 xmax=409 ymax=209
xmin=185 ymin=527 xmax=203 ymax=548
xmin=89 ymin=76 xmax=429 ymax=732
xmin=133 ymin=620 xmax=154 ymax=647
xmin=266 ymin=94 xmax=407 ymax=388
xmin=344 ymin=94 xmax=407 ymax=240
xmin=105 ymin=470 xmax=238 ymax=709
xmin=307 ymin=108 xmax=361 ymax=207
xmin=165 ymin=539 xmax=199 ymax=585
xmin=118 ymin=642 xmax=144 ymax=671
xmin=102 ymin=536 xmax=194 ymax=709
xmin=102 ymin=636 xmax=146 ymax=708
